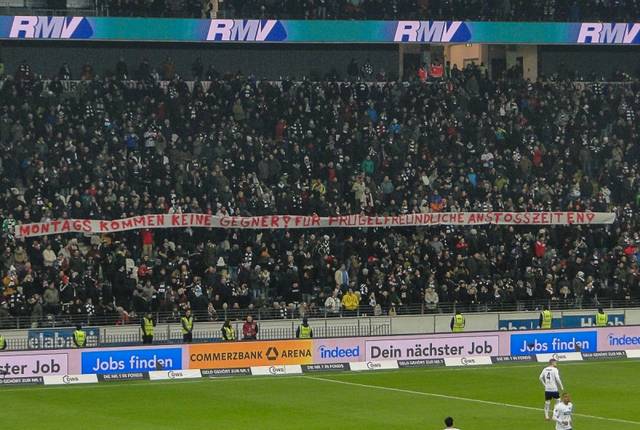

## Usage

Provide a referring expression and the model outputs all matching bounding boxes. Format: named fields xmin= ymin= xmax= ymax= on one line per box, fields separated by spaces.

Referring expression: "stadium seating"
xmin=23 ymin=0 xmax=640 ymax=21
xmin=0 ymin=59 xmax=639 ymax=329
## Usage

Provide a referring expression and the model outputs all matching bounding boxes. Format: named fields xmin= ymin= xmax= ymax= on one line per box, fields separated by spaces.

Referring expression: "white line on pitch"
xmin=303 ymin=375 xmax=640 ymax=426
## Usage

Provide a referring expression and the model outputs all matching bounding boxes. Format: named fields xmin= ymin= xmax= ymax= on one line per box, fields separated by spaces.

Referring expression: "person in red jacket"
xmin=242 ymin=315 xmax=258 ymax=340
xmin=141 ymin=229 xmax=153 ymax=257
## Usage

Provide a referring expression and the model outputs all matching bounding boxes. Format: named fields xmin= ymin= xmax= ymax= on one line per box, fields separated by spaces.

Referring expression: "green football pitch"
xmin=4 ymin=360 xmax=640 ymax=430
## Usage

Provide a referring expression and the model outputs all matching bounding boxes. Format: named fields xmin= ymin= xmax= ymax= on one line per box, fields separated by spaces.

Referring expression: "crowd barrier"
xmin=1 ymin=325 xmax=639 ymax=386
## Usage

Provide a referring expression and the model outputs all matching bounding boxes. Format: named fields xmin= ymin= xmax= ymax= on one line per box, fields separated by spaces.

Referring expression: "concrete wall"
xmin=445 ymin=43 xmax=488 ymax=69
xmin=506 ymin=44 xmax=538 ymax=81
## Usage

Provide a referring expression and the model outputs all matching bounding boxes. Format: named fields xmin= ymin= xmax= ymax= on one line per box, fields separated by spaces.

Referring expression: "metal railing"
xmin=4 ymin=318 xmax=391 ymax=351
xmin=0 ymin=6 xmax=98 ymax=15
xmin=1 ymin=298 xmax=636 ymax=331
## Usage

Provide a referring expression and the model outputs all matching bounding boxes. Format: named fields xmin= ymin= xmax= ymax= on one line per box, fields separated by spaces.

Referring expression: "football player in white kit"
xmin=553 ymin=393 xmax=573 ymax=430
xmin=443 ymin=416 xmax=461 ymax=430
xmin=539 ymin=358 xmax=564 ymax=420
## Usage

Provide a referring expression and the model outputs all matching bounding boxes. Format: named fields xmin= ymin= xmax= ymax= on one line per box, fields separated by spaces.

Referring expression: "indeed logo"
xmin=577 ymin=23 xmax=640 ymax=44
xmin=318 ymin=345 xmax=360 ymax=359
xmin=394 ymin=21 xmax=471 ymax=43
xmin=608 ymin=334 xmax=640 ymax=346
xmin=10 ymin=16 xmax=93 ymax=39
xmin=206 ymin=19 xmax=287 ymax=41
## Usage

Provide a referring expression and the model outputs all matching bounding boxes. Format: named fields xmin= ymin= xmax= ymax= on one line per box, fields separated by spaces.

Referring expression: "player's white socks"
xmin=544 ymin=401 xmax=551 ymax=419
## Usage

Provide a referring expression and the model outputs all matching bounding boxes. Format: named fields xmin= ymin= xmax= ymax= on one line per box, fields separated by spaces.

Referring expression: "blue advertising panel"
xmin=499 ymin=318 xmax=562 ymax=331
xmin=562 ymin=313 xmax=625 ymax=328
xmin=28 ymin=327 xmax=99 ymax=349
xmin=499 ymin=313 xmax=625 ymax=331
xmin=510 ymin=331 xmax=597 ymax=356
xmin=81 ymin=348 xmax=182 ymax=374
xmin=1 ymin=16 xmax=640 ymax=45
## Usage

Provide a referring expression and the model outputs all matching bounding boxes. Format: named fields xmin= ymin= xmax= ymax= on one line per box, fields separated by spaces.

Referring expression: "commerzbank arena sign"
xmin=2 ymin=16 xmax=640 ymax=45
xmin=13 ymin=212 xmax=615 ymax=238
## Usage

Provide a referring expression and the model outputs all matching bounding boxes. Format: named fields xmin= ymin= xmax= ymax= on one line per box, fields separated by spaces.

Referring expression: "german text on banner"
xmin=14 ymin=212 xmax=616 ymax=238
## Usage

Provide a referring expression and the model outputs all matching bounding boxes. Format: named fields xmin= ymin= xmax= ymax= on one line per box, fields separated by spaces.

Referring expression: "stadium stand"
xmin=9 ymin=0 xmax=640 ymax=21
xmin=0 ymin=59 xmax=639 ymax=329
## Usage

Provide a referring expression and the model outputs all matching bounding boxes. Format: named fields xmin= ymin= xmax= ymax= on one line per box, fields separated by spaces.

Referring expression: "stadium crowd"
xmin=0 ymin=58 xmax=640 ymax=328
xmin=101 ymin=0 xmax=640 ymax=21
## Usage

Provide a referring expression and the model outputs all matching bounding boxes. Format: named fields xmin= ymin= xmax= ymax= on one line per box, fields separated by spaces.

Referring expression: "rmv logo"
xmin=394 ymin=21 xmax=471 ymax=43
xmin=206 ymin=19 xmax=287 ymax=41
xmin=10 ymin=16 xmax=93 ymax=39
xmin=577 ymin=23 xmax=640 ymax=44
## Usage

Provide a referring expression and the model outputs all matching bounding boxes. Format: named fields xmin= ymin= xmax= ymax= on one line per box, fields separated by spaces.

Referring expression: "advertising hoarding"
xmin=0 ymin=324 xmax=637 ymax=380
xmin=44 ymin=374 xmax=98 ymax=385
xmin=188 ymin=340 xmax=312 ymax=369
xmin=81 ymin=348 xmax=182 ymax=374
xmin=1 ymin=16 xmax=640 ymax=45
xmin=597 ymin=326 xmax=640 ymax=351
xmin=250 ymin=365 xmax=303 ymax=376
xmin=313 ymin=338 xmax=365 ymax=364
xmin=27 ymin=327 xmax=99 ymax=349
xmin=510 ymin=331 xmax=597 ymax=356
xmin=365 ymin=336 xmax=499 ymax=360
xmin=0 ymin=353 xmax=68 ymax=377
xmin=499 ymin=313 xmax=625 ymax=331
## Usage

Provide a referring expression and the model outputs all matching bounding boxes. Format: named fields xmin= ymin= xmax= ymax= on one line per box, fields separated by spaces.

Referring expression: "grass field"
xmin=4 ymin=360 xmax=640 ymax=430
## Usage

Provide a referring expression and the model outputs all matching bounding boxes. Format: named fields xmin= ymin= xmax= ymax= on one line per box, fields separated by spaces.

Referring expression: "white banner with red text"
xmin=13 ymin=212 xmax=616 ymax=238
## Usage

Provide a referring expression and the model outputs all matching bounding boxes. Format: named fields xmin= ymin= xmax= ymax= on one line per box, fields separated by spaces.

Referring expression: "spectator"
xmin=334 ymin=264 xmax=349 ymax=290
xmin=42 ymin=283 xmax=60 ymax=315
xmin=425 ymin=287 xmax=439 ymax=312
xmin=0 ymin=62 xmax=639 ymax=330
xmin=242 ymin=315 xmax=258 ymax=340
xmin=324 ymin=289 xmax=342 ymax=315
xmin=342 ymin=288 xmax=360 ymax=315
xmin=89 ymin=0 xmax=640 ymax=21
